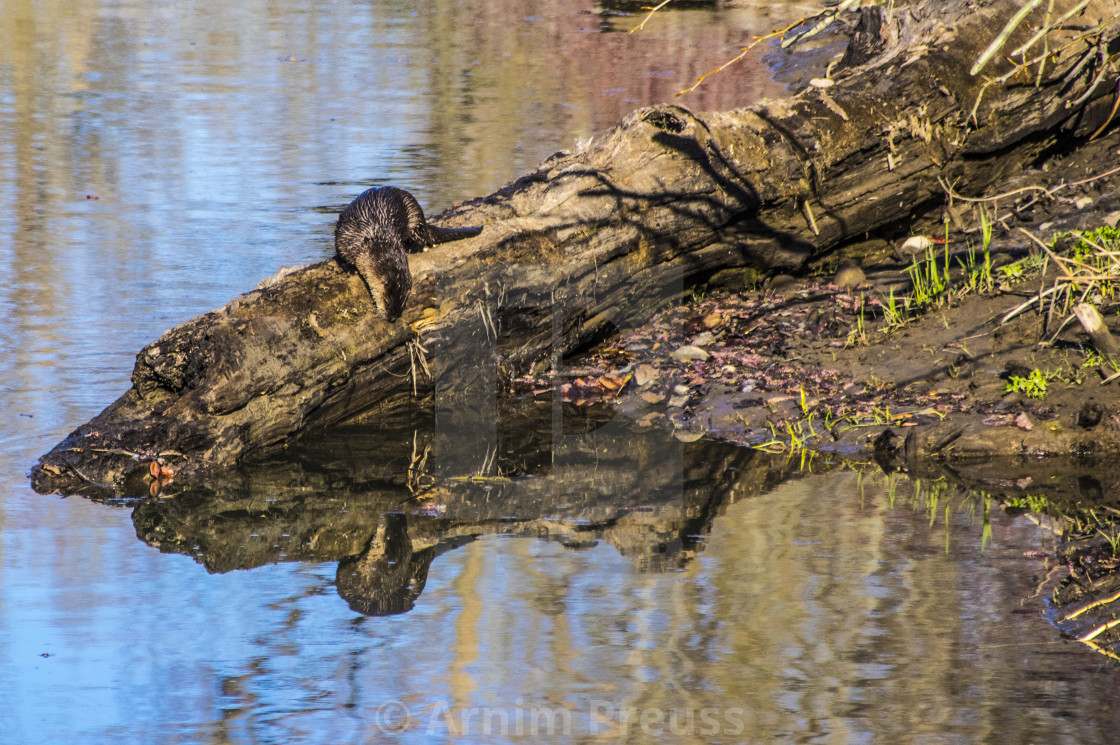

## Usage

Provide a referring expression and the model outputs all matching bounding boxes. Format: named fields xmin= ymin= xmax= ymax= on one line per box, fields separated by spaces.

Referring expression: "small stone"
xmin=809 ymin=77 xmax=834 ymax=88
xmin=1014 ymin=412 xmax=1033 ymax=431
xmin=1103 ymin=210 xmax=1120 ymax=228
xmin=634 ymin=364 xmax=659 ymax=387
xmin=639 ymin=390 xmax=665 ymax=404
xmin=690 ymin=331 xmax=715 ymax=347
xmin=897 ymin=235 xmax=933 ymax=259
xmin=673 ymin=430 xmax=705 ymax=442
xmin=668 ymin=395 xmax=688 ymax=408
xmin=671 ymin=345 xmax=710 ymax=363
xmin=1074 ymin=196 xmax=1093 ymax=210
xmin=767 ymin=274 xmax=797 ymax=291
xmin=701 ymin=312 xmax=723 ymax=330
xmin=673 ymin=384 xmax=691 ymax=396
xmin=720 ymin=364 xmax=736 ymax=375
xmin=833 ymin=262 xmax=865 ymax=290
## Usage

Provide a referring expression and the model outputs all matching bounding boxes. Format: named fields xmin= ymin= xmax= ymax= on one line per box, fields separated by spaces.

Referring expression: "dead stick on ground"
xmin=1073 ymin=302 xmax=1120 ymax=357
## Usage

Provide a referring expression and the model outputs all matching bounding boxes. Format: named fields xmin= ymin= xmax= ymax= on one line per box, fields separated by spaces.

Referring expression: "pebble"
xmin=668 ymin=395 xmax=689 ymax=408
xmin=1103 ymin=210 xmax=1120 ymax=228
xmin=672 ymin=384 xmax=691 ymax=396
xmin=833 ymin=262 xmax=865 ymax=290
xmin=897 ymin=235 xmax=933 ymax=259
xmin=701 ymin=312 xmax=723 ymax=330
xmin=671 ymin=345 xmax=710 ymax=363
xmin=767 ymin=274 xmax=797 ymax=290
xmin=634 ymin=364 xmax=659 ymax=387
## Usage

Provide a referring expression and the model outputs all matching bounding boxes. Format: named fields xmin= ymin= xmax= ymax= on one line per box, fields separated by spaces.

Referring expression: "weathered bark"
xmin=32 ymin=0 xmax=1120 ymax=494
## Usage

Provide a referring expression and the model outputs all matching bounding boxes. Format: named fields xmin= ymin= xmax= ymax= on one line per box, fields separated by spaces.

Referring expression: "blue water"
xmin=2 ymin=1 xmax=1118 ymax=743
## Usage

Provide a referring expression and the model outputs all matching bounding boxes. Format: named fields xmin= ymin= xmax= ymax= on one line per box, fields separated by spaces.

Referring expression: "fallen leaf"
xmin=599 ymin=374 xmax=624 ymax=391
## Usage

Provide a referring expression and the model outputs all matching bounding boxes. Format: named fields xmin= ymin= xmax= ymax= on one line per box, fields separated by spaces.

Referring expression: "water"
xmin=2 ymin=1 xmax=1119 ymax=743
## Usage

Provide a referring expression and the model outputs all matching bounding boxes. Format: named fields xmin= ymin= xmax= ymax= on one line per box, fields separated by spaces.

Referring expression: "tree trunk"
xmin=32 ymin=0 xmax=1120 ymax=494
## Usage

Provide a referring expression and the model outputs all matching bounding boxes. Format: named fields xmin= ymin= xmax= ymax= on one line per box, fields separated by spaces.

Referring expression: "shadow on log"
xmin=32 ymin=0 xmax=1120 ymax=494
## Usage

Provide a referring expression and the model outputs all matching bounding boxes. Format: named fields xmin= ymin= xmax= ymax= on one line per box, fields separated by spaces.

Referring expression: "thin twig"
xmin=1011 ymin=0 xmax=1092 ymax=58
xmin=971 ymin=0 xmax=1045 ymax=76
xmin=1067 ymin=164 xmax=1120 ymax=188
xmin=781 ymin=0 xmax=859 ymax=49
xmin=937 ymin=176 xmax=1056 ymax=204
xmin=1069 ymin=39 xmax=1112 ymax=108
xmin=677 ymin=13 xmax=819 ymax=96
xmin=1001 ymin=285 xmax=1061 ymax=325
xmin=1090 ymin=80 xmax=1120 ymax=141
xmin=629 ymin=0 xmax=674 ymax=34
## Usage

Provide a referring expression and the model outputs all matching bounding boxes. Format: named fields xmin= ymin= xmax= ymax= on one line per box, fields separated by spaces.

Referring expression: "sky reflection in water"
xmin=1 ymin=1 xmax=1117 ymax=743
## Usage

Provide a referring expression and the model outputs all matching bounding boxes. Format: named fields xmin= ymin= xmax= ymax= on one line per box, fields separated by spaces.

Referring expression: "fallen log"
xmin=32 ymin=0 xmax=1120 ymax=494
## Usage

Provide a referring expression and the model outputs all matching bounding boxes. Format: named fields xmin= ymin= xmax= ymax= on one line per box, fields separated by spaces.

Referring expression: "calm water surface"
xmin=2 ymin=1 xmax=1119 ymax=743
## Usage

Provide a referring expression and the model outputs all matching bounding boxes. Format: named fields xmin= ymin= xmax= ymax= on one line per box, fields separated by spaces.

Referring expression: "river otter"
xmin=334 ymin=186 xmax=482 ymax=321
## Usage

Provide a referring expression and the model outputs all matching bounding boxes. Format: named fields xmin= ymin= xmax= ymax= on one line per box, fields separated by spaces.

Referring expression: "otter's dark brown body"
xmin=334 ymin=186 xmax=482 ymax=321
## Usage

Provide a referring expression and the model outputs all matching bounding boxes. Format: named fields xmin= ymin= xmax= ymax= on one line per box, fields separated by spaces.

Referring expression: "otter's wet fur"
xmin=334 ymin=186 xmax=482 ymax=321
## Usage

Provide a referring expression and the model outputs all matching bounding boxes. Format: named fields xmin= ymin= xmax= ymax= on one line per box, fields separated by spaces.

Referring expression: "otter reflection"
xmin=336 ymin=512 xmax=474 ymax=616
xmin=127 ymin=408 xmax=771 ymax=616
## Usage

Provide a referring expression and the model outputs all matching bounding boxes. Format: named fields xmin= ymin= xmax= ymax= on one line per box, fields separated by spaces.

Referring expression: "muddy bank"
xmin=534 ymin=128 xmax=1120 ymax=463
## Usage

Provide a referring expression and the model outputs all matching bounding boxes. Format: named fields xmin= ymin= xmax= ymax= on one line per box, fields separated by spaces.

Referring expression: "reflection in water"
xmin=50 ymin=393 xmax=1120 ymax=742
xmin=103 ymin=448 xmax=1120 ymax=744
xmin=337 ymin=513 xmax=438 ymax=616
xmin=131 ymin=402 xmax=764 ymax=614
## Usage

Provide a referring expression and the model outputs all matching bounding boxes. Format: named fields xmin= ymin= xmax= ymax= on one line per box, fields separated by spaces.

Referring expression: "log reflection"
xmin=128 ymin=401 xmax=797 ymax=615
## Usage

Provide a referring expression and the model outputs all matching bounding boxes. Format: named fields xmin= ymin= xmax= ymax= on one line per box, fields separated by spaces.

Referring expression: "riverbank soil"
xmin=535 ymin=127 xmax=1120 ymax=465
